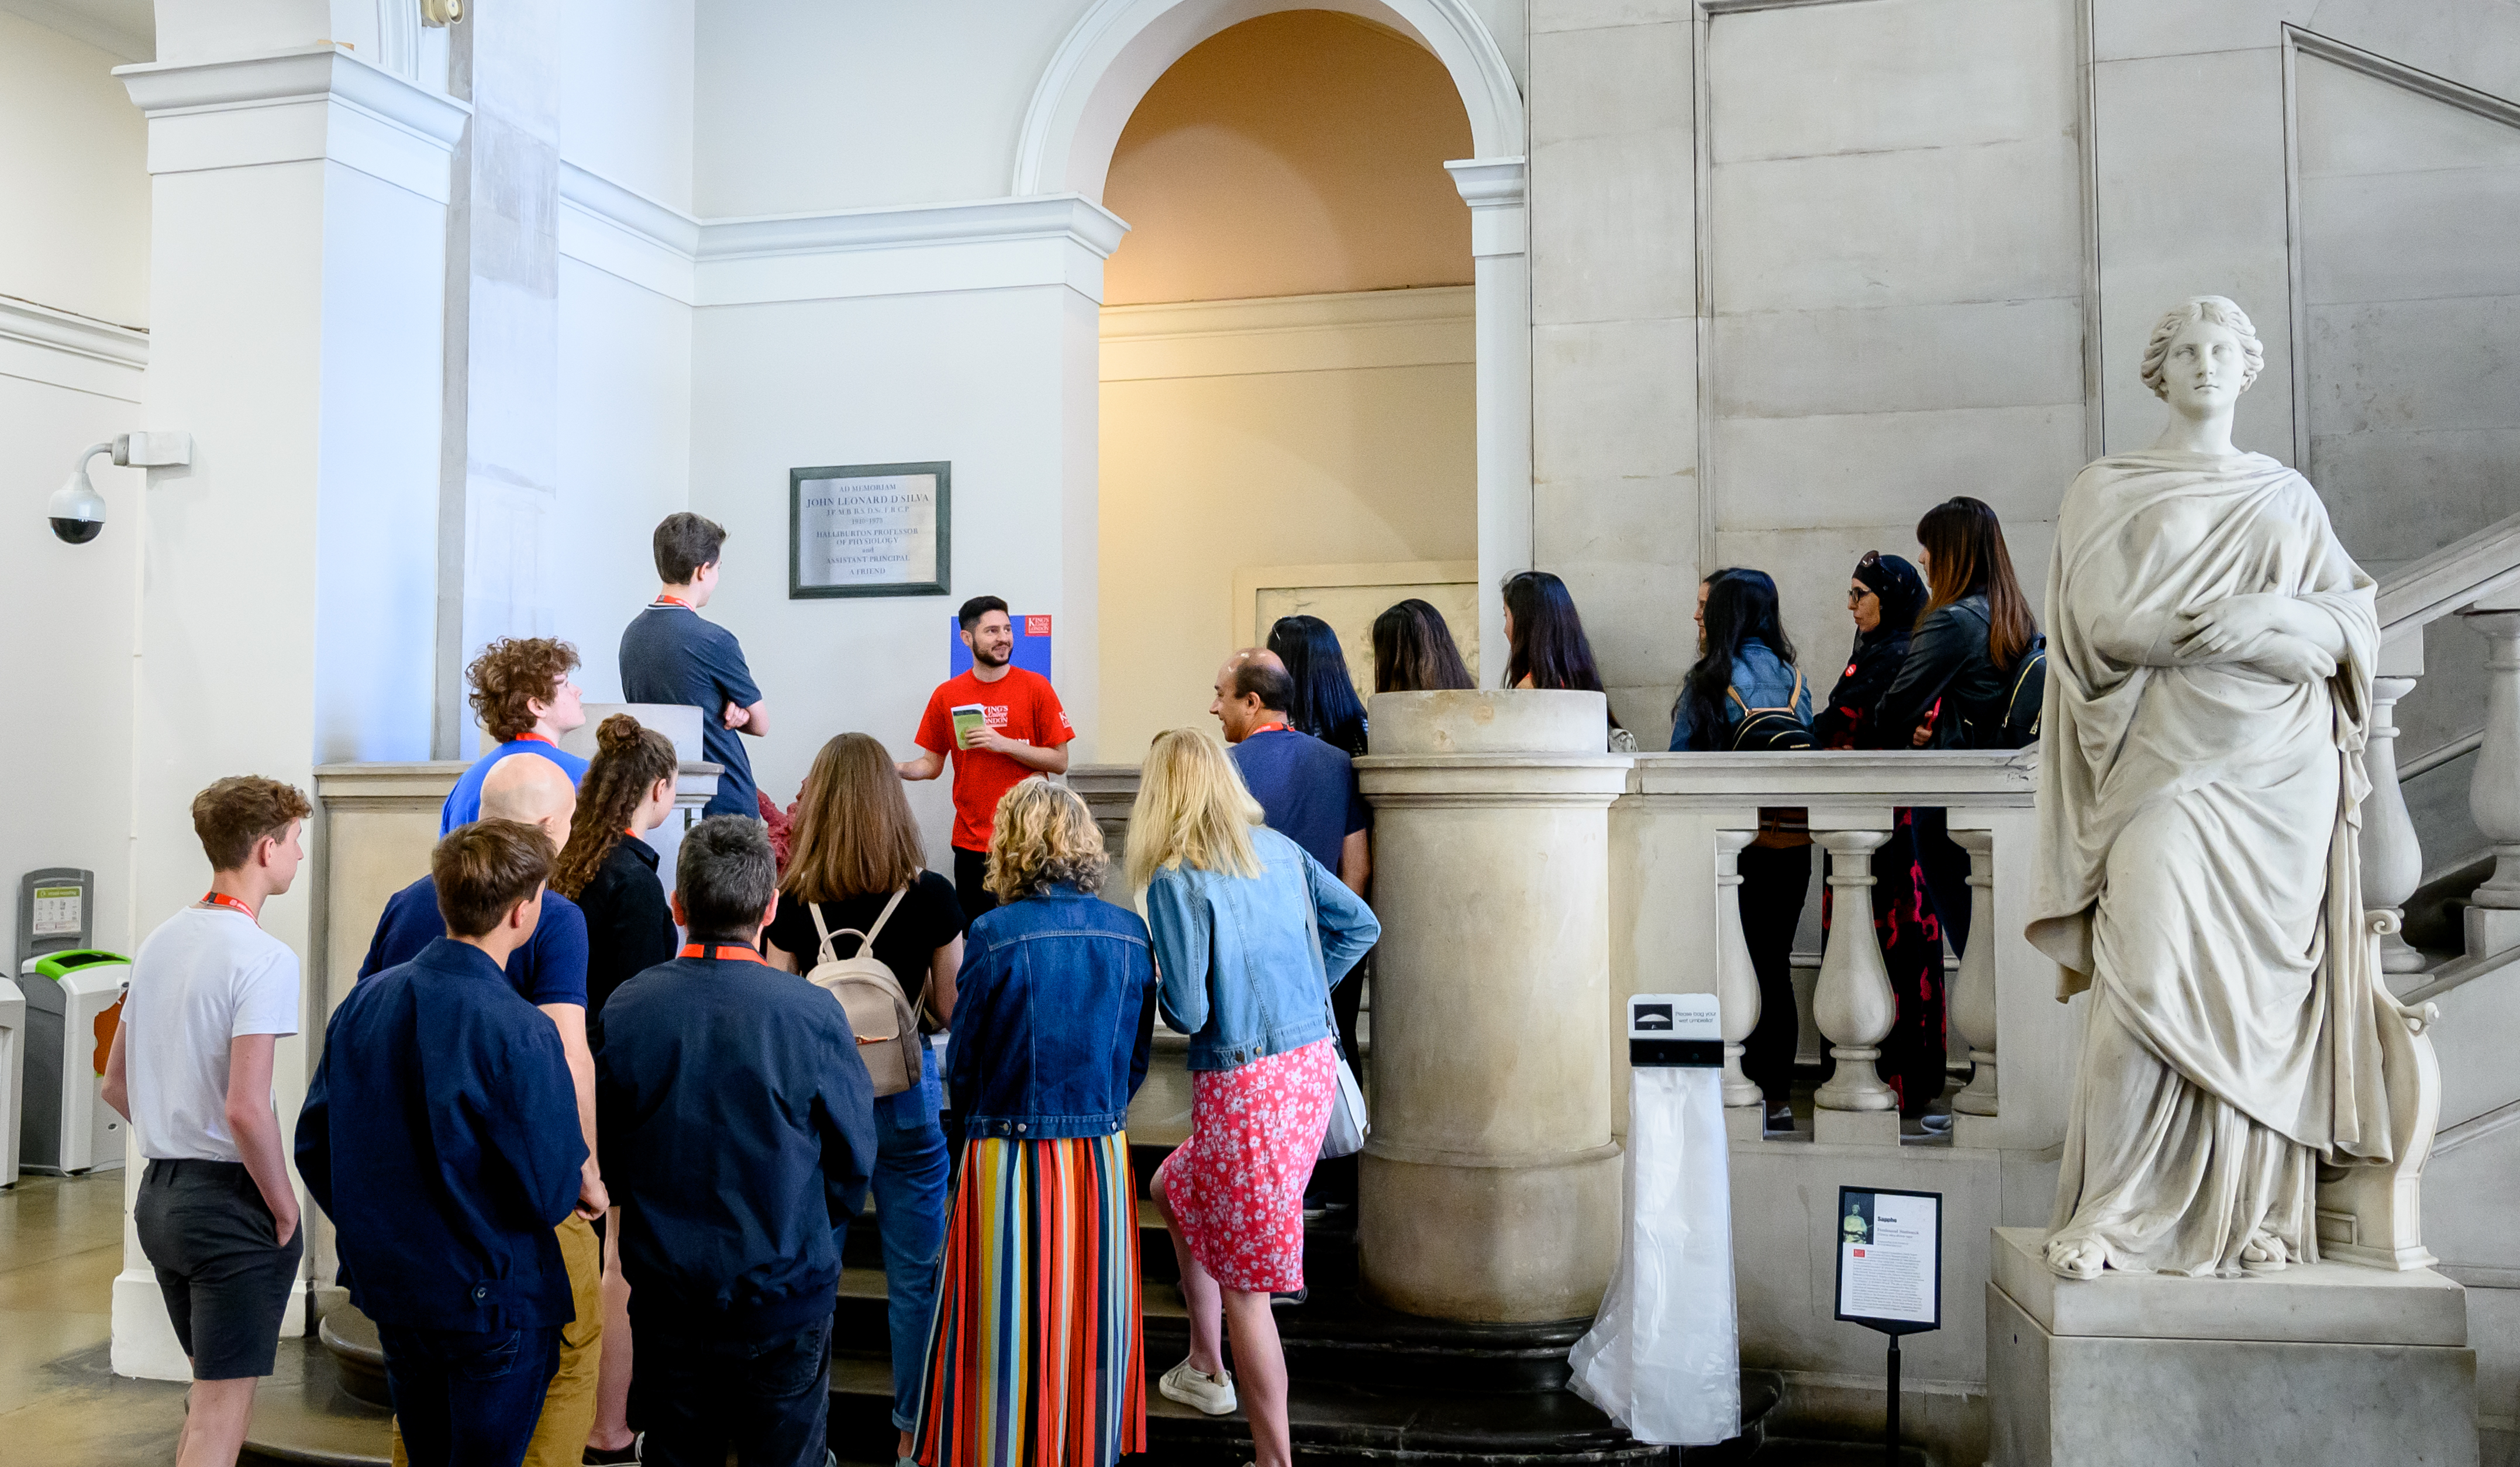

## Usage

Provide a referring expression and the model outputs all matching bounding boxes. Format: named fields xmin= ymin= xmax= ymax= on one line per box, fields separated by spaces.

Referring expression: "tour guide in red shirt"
xmin=899 ymin=595 xmax=1075 ymax=926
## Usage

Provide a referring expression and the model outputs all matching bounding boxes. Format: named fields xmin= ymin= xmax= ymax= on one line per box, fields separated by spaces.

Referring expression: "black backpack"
xmin=1726 ymin=669 xmax=1815 ymax=752
xmin=1965 ymin=636 xmax=2046 ymax=750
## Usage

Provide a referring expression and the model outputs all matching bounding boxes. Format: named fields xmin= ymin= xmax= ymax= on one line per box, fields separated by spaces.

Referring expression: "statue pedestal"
xmin=1986 ymin=1228 xmax=2477 ymax=1466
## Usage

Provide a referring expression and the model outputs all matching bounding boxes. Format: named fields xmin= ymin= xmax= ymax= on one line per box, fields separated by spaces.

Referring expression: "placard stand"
xmin=1832 ymin=1186 xmax=1942 ymax=1466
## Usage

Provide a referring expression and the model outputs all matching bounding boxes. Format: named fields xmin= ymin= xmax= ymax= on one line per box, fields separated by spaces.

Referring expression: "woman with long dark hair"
xmin=1501 ymin=571 xmax=1633 ymax=750
xmin=1670 ymin=569 xmax=1814 ymax=1132
xmin=1811 ymin=553 xmax=1948 ymax=1124
xmin=1370 ymin=599 xmax=1474 ymax=695
xmin=1878 ymin=496 xmax=2040 ymax=966
xmin=1267 ymin=615 xmax=1370 ymax=757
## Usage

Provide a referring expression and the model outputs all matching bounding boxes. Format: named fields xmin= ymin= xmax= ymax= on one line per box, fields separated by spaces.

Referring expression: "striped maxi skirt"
xmin=911 ymin=1132 xmax=1146 ymax=1467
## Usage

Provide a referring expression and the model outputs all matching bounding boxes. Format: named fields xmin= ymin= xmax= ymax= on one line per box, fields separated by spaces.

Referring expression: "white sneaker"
xmin=1159 ymin=1359 xmax=1237 ymax=1416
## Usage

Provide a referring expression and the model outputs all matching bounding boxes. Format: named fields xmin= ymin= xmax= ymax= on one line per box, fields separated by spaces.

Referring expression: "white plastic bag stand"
xmin=1569 ymin=1063 xmax=1740 ymax=1445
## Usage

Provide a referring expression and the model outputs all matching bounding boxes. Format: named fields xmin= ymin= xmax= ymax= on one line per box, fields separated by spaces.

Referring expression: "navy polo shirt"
xmin=361 ymin=873 xmax=590 ymax=1009
xmin=1229 ymin=727 xmax=1370 ymax=873
xmin=619 ymin=601 xmax=761 ymax=819
xmin=440 ymin=739 xmax=590 ymax=835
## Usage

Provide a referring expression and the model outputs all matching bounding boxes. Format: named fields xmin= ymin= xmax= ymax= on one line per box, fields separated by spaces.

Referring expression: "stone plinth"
xmin=1987 ymin=1227 xmax=2478 ymax=1467
xmin=1356 ymin=690 xmax=1629 ymax=1323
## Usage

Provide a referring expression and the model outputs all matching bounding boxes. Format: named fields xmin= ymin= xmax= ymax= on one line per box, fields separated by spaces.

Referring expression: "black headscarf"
xmin=1815 ymin=552 xmax=1928 ymax=749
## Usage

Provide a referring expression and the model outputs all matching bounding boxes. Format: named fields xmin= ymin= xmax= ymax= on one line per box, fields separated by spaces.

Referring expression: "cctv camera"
xmin=50 ymin=463 xmax=105 ymax=544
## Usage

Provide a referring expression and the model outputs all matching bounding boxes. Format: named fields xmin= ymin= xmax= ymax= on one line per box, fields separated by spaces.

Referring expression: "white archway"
xmin=1018 ymin=0 xmax=1532 ymax=686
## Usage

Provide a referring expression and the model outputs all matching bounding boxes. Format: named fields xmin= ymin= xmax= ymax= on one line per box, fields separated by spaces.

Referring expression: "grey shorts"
xmin=134 ymin=1158 xmax=303 ymax=1379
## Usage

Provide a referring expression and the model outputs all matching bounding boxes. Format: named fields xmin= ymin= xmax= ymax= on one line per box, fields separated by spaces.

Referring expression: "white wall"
xmin=0 ymin=9 xmax=150 ymax=326
xmin=562 ymin=0 xmax=694 ymax=212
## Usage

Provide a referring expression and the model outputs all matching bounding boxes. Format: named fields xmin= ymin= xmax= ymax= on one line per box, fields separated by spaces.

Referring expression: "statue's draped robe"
xmin=2030 ymin=450 xmax=2394 ymax=1276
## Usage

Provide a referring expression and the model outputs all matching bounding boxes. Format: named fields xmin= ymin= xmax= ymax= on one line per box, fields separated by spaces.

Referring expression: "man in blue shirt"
xmin=619 ymin=513 xmax=766 ymax=820
xmin=298 ymin=819 xmax=594 ymax=1467
xmin=441 ymin=637 xmax=590 ymax=834
xmin=595 ymin=816 xmax=874 ymax=1467
xmin=363 ymin=756 xmax=608 ymax=1464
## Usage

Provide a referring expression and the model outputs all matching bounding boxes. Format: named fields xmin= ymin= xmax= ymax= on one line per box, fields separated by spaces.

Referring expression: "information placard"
xmin=790 ymin=460 xmax=950 ymax=599
xmin=1832 ymin=1187 xmax=1942 ymax=1335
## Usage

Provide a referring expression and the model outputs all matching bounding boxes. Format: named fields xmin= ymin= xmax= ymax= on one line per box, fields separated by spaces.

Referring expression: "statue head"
xmin=2139 ymin=296 xmax=2264 ymax=411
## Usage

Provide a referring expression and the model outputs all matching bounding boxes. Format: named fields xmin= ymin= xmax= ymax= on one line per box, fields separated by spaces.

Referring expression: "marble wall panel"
xmin=2305 ymin=299 xmax=2520 ymax=438
xmin=2090 ymin=44 xmax=2296 ymax=457
xmin=2315 ymin=430 xmax=2520 ymax=573
xmin=2297 ymin=50 xmax=2520 ymax=179
xmin=1712 ymin=299 xmax=2086 ymax=419
xmin=2089 ymin=0 xmax=2314 ymax=63
xmin=1529 ymin=23 xmax=1694 ymax=326
xmin=2301 ymin=173 xmax=2520 ymax=307
xmin=1714 ymin=405 xmax=2085 ymax=530
xmin=1710 ymin=136 xmax=2085 ymax=316
xmin=2304 ymin=0 xmax=2520 ymax=108
xmin=1535 ymin=317 xmax=1698 ymax=480
xmin=1528 ymin=0 xmax=1690 ymax=34
xmin=1708 ymin=0 xmax=2076 ymax=162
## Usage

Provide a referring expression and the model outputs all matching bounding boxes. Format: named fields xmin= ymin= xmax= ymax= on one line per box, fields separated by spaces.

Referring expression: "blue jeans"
xmin=377 ymin=1322 xmax=560 ymax=1467
xmin=870 ymin=1043 xmax=951 ymax=1431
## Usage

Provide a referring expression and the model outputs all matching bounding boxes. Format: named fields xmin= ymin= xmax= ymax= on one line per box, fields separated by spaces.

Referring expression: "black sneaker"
xmin=1270 ymin=1287 xmax=1309 ymax=1308
xmin=583 ymin=1435 xmax=642 ymax=1465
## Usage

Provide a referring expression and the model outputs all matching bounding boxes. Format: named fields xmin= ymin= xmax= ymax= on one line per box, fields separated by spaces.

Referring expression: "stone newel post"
xmin=1356 ymin=691 xmax=1630 ymax=1323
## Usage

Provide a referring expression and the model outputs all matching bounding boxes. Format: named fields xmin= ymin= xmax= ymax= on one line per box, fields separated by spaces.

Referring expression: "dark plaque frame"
xmin=788 ymin=460 xmax=952 ymax=600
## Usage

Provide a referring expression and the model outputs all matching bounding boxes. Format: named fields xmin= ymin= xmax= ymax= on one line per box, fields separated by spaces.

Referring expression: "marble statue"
xmin=2029 ymin=295 xmax=2410 ymax=1280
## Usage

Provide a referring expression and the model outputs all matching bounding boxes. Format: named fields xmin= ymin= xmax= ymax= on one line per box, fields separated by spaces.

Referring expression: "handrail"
xmin=2377 ymin=508 xmax=2520 ymax=633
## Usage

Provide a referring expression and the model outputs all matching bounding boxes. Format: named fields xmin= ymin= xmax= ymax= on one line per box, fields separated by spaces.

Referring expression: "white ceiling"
xmin=2 ymin=0 xmax=153 ymax=61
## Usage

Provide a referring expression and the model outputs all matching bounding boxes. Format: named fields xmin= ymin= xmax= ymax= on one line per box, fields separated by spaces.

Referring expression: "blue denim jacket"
xmin=947 ymin=884 xmax=1160 ymax=1140
xmin=1668 ymin=640 xmax=1811 ymax=750
xmin=1144 ymin=828 xmax=1381 ymax=1072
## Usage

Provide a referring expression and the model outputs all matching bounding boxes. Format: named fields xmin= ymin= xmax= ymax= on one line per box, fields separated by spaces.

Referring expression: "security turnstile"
xmin=19 ymin=951 xmax=129 ymax=1175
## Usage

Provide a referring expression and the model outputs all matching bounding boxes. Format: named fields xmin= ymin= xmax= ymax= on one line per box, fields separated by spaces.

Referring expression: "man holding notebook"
xmin=898 ymin=595 xmax=1074 ymax=927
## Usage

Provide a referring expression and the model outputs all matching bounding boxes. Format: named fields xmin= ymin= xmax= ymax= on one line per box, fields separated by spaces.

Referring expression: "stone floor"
xmin=0 ymin=1171 xmax=191 ymax=1463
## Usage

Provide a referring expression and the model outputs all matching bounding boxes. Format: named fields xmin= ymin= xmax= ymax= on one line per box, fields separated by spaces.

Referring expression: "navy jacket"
xmin=361 ymin=872 xmax=591 ymax=1010
xmin=594 ymin=946 xmax=876 ymax=1339
xmin=297 ymin=938 xmax=585 ymax=1332
xmin=948 ymin=884 xmax=1159 ymax=1141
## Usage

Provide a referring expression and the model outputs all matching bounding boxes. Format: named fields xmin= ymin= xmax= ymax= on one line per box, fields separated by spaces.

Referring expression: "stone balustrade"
xmin=1608 ymin=750 xmax=2071 ymax=1153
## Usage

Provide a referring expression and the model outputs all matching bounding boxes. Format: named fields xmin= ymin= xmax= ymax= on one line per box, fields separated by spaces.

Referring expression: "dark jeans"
xmin=377 ymin=1322 xmax=561 ymax=1467
xmin=1738 ymin=842 xmax=1813 ymax=1107
xmin=633 ymin=1314 xmax=832 ymax=1467
xmin=952 ymin=845 xmax=997 ymax=932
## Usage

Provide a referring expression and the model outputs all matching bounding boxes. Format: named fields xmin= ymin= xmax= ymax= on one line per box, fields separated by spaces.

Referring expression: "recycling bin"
xmin=19 ymin=950 xmax=129 ymax=1175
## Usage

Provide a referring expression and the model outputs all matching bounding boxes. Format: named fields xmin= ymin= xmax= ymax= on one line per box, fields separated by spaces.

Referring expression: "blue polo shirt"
xmin=360 ymin=874 xmax=590 ymax=1009
xmin=296 ymin=938 xmax=585 ymax=1332
xmin=619 ymin=600 xmax=760 ymax=819
xmin=440 ymin=738 xmax=590 ymax=835
xmin=1228 ymin=727 xmax=1370 ymax=873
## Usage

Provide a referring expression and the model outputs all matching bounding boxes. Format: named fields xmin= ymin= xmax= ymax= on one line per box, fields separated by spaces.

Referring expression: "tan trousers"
xmin=391 ymin=1214 xmax=604 ymax=1467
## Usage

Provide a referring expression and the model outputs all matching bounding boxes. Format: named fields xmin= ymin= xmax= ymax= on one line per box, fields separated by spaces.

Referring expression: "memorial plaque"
xmin=789 ymin=460 xmax=950 ymax=599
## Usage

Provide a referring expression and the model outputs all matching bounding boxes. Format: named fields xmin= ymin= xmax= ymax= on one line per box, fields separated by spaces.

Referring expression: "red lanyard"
xmin=201 ymin=891 xmax=258 ymax=921
xmin=680 ymin=943 xmax=765 ymax=964
xmin=656 ymin=594 xmax=692 ymax=609
xmin=512 ymin=731 xmax=554 ymax=746
xmin=1249 ymin=721 xmax=1290 ymax=736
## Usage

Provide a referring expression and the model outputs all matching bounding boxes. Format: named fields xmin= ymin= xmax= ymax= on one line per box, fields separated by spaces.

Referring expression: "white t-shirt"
xmin=126 ymin=905 xmax=301 ymax=1163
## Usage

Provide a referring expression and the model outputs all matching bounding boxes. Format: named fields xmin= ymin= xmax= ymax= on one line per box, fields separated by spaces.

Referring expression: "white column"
xmin=2464 ymin=608 xmax=2520 ymax=958
xmin=1446 ymin=157 xmax=1529 ymax=689
xmin=1714 ymin=828 xmax=1763 ymax=1113
xmin=2362 ymin=673 xmax=2426 ymax=974
xmin=114 ymin=45 xmax=463 ymax=1377
xmin=1947 ymin=829 xmax=2000 ymax=1117
xmin=1810 ymin=821 xmax=1898 ymax=1145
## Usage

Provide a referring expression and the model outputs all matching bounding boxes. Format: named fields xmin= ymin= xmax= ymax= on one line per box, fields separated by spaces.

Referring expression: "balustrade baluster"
xmin=1948 ymin=828 xmax=1999 ymax=1117
xmin=1714 ymin=829 xmax=1763 ymax=1114
xmin=1811 ymin=825 xmax=1898 ymax=1144
xmin=2362 ymin=674 xmax=2426 ymax=974
xmin=2463 ymin=608 xmax=2520 ymax=959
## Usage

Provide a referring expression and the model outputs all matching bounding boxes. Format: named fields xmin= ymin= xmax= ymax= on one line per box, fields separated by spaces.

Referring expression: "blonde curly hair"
xmin=984 ymin=777 xmax=1108 ymax=901
xmin=2139 ymin=295 xmax=2263 ymax=400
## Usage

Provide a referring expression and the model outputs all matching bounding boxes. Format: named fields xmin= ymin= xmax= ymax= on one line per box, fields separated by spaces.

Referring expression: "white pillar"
xmin=1810 ymin=821 xmax=1898 ymax=1144
xmin=1947 ymin=828 xmax=2000 ymax=1117
xmin=114 ymin=44 xmax=463 ymax=1376
xmin=1714 ymin=828 xmax=1763 ymax=1112
xmin=2362 ymin=673 xmax=2426 ymax=974
xmin=1446 ymin=157 xmax=1529 ymax=689
xmin=2463 ymin=608 xmax=2520 ymax=958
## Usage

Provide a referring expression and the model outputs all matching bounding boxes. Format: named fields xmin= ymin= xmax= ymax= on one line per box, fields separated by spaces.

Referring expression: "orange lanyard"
xmin=680 ymin=943 xmax=765 ymax=964
xmin=656 ymin=594 xmax=692 ymax=609
xmin=1249 ymin=722 xmax=1290 ymax=736
xmin=513 ymin=731 xmax=554 ymax=746
xmin=201 ymin=891 xmax=258 ymax=921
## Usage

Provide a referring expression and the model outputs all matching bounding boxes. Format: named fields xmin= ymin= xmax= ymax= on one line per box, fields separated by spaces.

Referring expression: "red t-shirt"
xmin=915 ymin=667 xmax=1076 ymax=851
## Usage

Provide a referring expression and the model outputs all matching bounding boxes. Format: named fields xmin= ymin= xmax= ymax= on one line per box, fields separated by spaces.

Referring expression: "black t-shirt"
xmin=763 ymin=870 xmax=965 ymax=1012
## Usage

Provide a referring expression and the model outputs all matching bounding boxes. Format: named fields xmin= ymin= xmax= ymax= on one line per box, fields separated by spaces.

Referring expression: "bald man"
xmin=358 ymin=757 xmax=607 ymax=1467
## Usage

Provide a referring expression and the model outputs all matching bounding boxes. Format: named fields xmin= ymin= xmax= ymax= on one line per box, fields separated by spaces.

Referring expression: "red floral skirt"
xmin=1152 ymin=1038 xmax=1336 ymax=1293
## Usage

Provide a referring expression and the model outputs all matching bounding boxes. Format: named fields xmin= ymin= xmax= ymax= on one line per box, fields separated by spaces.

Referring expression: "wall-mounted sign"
xmin=947 ymin=614 xmax=1052 ymax=681
xmin=1833 ymin=1187 xmax=1942 ymax=1334
xmin=790 ymin=460 xmax=950 ymax=599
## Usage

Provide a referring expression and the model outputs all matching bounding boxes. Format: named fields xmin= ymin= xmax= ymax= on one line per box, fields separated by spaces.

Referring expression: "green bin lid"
xmin=33 ymin=950 xmax=130 ymax=981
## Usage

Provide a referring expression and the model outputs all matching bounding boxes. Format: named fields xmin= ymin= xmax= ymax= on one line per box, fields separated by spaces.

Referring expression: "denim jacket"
xmin=947 ymin=884 xmax=1160 ymax=1140
xmin=1144 ymin=828 xmax=1381 ymax=1072
xmin=1668 ymin=640 xmax=1811 ymax=750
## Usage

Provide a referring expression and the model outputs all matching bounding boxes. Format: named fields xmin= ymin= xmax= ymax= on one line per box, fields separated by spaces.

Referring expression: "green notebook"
xmin=950 ymin=704 xmax=988 ymax=748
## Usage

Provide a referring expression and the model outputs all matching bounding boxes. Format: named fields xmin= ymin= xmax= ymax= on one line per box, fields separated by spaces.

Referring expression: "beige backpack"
xmin=805 ymin=891 xmax=924 ymax=1097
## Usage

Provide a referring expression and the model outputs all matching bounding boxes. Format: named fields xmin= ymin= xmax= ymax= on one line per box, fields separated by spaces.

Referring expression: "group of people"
xmin=101 ymin=495 xmax=2025 ymax=1467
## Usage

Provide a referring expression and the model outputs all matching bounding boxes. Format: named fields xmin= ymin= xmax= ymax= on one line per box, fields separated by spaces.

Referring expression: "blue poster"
xmin=947 ymin=612 xmax=1054 ymax=680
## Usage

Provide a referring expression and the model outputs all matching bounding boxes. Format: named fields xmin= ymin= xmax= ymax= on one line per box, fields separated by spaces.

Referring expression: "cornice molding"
xmin=0 ymin=295 xmax=149 ymax=370
xmin=699 ymin=194 xmax=1130 ymax=263
xmin=559 ymin=162 xmax=701 ymax=257
xmin=115 ymin=46 xmax=470 ymax=145
xmin=1099 ymin=286 xmax=1474 ymax=382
